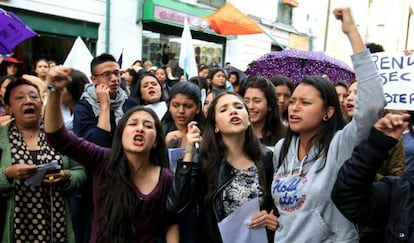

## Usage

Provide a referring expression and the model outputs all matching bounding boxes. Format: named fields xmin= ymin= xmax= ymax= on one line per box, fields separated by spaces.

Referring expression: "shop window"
xmin=197 ymin=0 xmax=225 ymax=9
xmin=142 ymin=30 xmax=224 ymax=75
xmin=277 ymin=0 xmax=292 ymax=25
xmin=11 ymin=34 xmax=95 ymax=73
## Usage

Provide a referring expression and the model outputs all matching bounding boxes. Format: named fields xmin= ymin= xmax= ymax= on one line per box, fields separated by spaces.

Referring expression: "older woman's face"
xmin=5 ymin=84 xmax=42 ymax=127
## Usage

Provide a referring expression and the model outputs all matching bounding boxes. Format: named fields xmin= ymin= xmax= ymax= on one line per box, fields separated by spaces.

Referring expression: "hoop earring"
xmin=323 ymin=115 xmax=329 ymax=121
xmin=214 ymin=128 xmax=219 ymax=133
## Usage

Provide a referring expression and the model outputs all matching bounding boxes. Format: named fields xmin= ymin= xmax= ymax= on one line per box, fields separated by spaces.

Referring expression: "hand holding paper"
xmin=218 ymin=198 xmax=267 ymax=243
xmin=25 ymin=161 xmax=61 ymax=186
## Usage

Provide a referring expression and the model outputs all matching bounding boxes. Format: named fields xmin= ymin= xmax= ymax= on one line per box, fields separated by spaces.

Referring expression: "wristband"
xmin=46 ymin=84 xmax=62 ymax=92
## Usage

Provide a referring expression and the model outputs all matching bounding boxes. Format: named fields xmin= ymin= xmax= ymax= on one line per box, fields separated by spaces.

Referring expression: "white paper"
xmin=218 ymin=197 xmax=267 ymax=243
xmin=167 ymin=147 xmax=185 ymax=173
xmin=200 ymin=88 xmax=206 ymax=111
xmin=145 ymin=101 xmax=168 ymax=121
xmin=25 ymin=161 xmax=61 ymax=187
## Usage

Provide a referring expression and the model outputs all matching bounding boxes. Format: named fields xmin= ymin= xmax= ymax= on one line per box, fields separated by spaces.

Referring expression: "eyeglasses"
xmin=93 ymin=70 xmax=122 ymax=79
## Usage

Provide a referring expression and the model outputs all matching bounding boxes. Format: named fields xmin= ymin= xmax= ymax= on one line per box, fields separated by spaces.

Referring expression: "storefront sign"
xmin=154 ymin=6 xmax=212 ymax=31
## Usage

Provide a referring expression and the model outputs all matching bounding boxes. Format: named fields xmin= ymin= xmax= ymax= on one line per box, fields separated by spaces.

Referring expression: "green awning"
xmin=141 ymin=0 xmax=230 ymax=43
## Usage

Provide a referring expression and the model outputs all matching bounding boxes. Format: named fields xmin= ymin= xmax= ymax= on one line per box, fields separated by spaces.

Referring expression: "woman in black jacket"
xmin=332 ymin=113 xmax=414 ymax=242
xmin=167 ymin=91 xmax=277 ymax=243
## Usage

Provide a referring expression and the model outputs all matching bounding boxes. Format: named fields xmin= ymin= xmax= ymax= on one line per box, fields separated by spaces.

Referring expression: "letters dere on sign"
xmin=372 ymin=54 xmax=414 ymax=70
xmin=372 ymin=55 xmax=414 ymax=84
xmin=379 ymin=71 xmax=412 ymax=84
xmin=384 ymin=93 xmax=414 ymax=105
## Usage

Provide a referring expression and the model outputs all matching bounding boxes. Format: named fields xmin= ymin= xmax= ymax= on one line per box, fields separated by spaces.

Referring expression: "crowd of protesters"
xmin=0 ymin=6 xmax=414 ymax=243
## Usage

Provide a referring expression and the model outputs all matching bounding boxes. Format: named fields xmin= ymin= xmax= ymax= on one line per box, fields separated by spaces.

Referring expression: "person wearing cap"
xmin=0 ymin=57 xmax=24 ymax=77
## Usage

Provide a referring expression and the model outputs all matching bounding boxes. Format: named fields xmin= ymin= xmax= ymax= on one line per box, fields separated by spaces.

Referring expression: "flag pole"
xmin=183 ymin=59 xmax=187 ymax=81
xmin=264 ymin=32 xmax=286 ymax=50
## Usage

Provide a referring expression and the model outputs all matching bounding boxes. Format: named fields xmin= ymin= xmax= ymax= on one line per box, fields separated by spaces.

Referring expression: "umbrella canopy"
xmin=0 ymin=7 xmax=37 ymax=54
xmin=225 ymin=66 xmax=248 ymax=81
xmin=245 ymin=49 xmax=355 ymax=84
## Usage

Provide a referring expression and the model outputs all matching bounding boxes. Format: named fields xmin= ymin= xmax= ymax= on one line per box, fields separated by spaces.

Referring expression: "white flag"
xmin=64 ymin=36 xmax=93 ymax=79
xmin=179 ymin=18 xmax=198 ymax=80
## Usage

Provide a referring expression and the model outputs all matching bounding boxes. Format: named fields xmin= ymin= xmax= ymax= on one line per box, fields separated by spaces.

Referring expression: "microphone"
xmin=192 ymin=125 xmax=200 ymax=150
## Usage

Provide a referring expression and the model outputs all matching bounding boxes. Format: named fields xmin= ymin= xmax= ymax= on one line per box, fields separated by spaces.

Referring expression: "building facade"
xmin=0 ymin=0 xmax=412 ymax=73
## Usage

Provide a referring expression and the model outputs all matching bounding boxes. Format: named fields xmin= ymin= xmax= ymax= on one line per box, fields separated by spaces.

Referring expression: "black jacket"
xmin=167 ymin=147 xmax=275 ymax=243
xmin=332 ymin=127 xmax=414 ymax=242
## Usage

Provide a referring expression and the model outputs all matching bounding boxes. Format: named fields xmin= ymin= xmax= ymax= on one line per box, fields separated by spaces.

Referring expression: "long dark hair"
xmin=97 ymin=106 xmax=168 ymax=242
xmin=270 ymin=75 xmax=294 ymax=121
xmin=228 ymin=71 xmax=240 ymax=86
xmin=32 ymin=58 xmax=49 ymax=77
xmin=239 ymin=76 xmax=286 ymax=146
xmin=207 ymin=68 xmax=226 ymax=90
xmin=162 ymin=81 xmax=205 ymax=128
xmin=278 ymin=76 xmax=344 ymax=171
xmin=135 ymin=72 xmax=165 ymax=105
xmin=68 ymin=70 xmax=88 ymax=102
xmin=200 ymin=92 xmax=264 ymax=204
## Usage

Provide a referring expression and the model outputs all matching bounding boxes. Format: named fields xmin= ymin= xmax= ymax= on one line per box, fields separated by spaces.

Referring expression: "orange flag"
xmin=203 ymin=3 xmax=264 ymax=35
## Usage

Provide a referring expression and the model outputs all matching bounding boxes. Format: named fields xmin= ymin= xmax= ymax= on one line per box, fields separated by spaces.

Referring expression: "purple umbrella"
xmin=0 ymin=7 xmax=37 ymax=54
xmin=245 ymin=49 xmax=355 ymax=84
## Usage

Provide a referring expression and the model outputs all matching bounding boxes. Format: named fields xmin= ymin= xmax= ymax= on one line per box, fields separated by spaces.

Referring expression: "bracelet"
xmin=46 ymin=84 xmax=62 ymax=92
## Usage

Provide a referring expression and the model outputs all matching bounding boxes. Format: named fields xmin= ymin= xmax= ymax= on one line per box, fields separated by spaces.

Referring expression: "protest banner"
xmin=371 ymin=52 xmax=414 ymax=110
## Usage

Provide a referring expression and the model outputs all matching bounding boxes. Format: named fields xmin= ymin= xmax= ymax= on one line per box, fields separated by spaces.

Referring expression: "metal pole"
xmin=105 ymin=0 xmax=111 ymax=53
xmin=323 ymin=0 xmax=331 ymax=52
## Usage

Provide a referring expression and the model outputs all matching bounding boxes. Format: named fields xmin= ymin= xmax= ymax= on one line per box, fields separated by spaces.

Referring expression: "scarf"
xmin=80 ymin=83 xmax=128 ymax=124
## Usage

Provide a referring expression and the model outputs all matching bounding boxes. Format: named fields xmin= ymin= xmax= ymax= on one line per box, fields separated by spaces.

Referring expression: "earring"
xmin=214 ymin=128 xmax=219 ymax=133
xmin=323 ymin=115 xmax=329 ymax=121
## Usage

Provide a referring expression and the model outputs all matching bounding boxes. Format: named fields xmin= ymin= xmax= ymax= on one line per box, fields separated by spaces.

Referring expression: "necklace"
xmin=21 ymin=129 xmax=37 ymax=138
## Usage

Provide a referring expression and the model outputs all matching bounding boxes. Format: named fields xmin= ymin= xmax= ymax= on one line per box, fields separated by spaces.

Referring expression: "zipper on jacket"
xmin=212 ymin=171 xmax=236 ymax=222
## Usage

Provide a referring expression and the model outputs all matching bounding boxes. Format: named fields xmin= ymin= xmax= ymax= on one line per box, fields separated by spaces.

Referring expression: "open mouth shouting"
xmin=229 ymin=116 xmax=242 ymax=125
xmin=148 ymin=89 xmax=156 ymax=96
xmin=133 ymin=133 xmax=144 ymax=146
xmin=346 ymin=103 xmax=354 ymax=112
xmin=22 ymin=107 xmax=36 ymax=118
xmin=289 ymin=114 xmax=301 ymax=123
